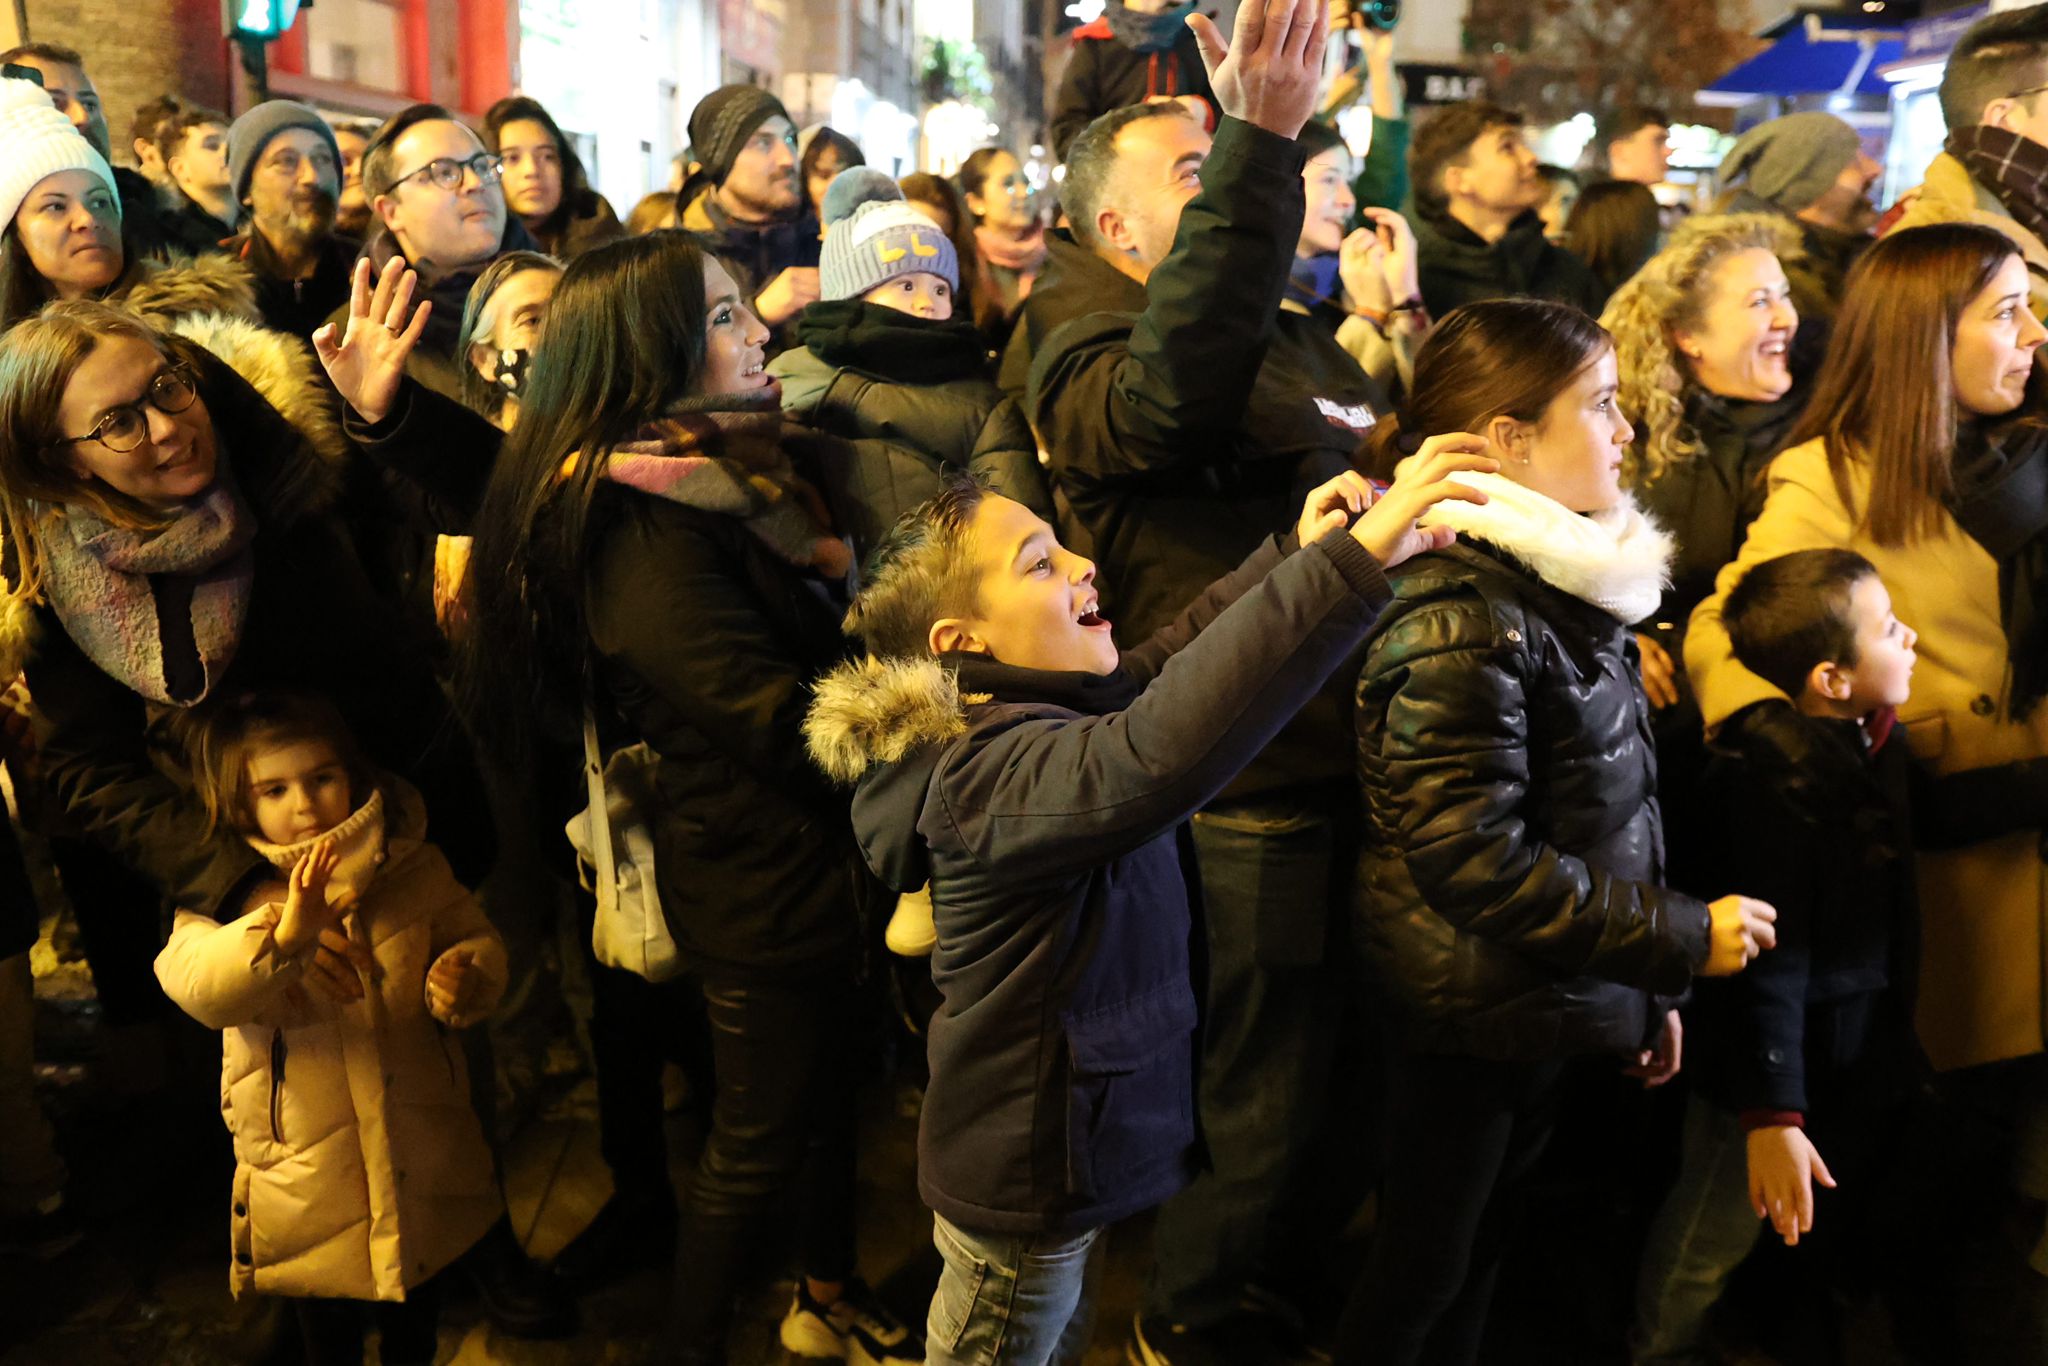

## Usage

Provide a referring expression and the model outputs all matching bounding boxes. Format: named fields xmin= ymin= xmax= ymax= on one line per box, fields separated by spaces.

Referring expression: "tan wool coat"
xmin=154 ymin=782 xmax=506 ymax=1302
xmin=1686 ymin=437 xmax=2048 ymax=1073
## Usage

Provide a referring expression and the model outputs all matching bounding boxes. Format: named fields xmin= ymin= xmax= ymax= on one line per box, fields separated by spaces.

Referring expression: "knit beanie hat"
xmin=0 ymin=79 xmax=119 ymax=231
xmin=819 ymin=169 xmax=960 ymax=301
xmin=229 ymin=100 xmax=342 ymax=210
xmin=688 ymin=85 xmax=793 ymax=187
xmin=1718 ymin=112 xmax=1862 ymax=214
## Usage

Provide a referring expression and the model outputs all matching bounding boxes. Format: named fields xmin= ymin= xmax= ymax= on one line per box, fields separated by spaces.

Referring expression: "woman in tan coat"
xmin=1687 ymin=223 xmax=2048 ymax=1074
xmin=1686 ymin=224 xmax=2048 ymax=1288
xmin=154 ymin=693 xmax=505 ymax=1365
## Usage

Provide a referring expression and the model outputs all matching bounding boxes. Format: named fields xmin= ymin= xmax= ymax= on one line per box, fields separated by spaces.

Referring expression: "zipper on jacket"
xmin=269 ymin=1030 xmax=287 ymax=1143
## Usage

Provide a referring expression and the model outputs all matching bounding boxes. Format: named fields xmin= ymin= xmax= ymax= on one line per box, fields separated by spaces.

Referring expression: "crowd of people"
xmin=3 ymin=0 xmax=2048 ymax=1363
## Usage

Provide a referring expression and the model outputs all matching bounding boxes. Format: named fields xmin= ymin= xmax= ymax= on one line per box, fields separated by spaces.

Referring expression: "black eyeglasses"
xmin=62 ymin=366 xmax=197 ymax=453
xmin=391 ymin=153 xmax=504 ymax=192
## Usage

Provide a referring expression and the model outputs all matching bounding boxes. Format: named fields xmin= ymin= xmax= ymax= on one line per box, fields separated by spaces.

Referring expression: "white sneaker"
xmin=779 ymin=1279 xmax=923 ymax=1365
xmin=884 ymin=883 xmax=937 ymax=957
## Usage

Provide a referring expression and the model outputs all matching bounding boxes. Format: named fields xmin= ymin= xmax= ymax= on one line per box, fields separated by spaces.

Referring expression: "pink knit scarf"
xmin=36 ymin=478 xmax=256 ymax=705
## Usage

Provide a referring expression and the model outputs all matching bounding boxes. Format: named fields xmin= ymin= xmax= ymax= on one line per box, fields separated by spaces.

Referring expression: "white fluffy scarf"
xmin=1416 ymin=470 xmax=1673 ymax=623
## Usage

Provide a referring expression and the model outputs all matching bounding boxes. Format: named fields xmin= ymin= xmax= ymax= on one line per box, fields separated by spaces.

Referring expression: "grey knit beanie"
xmin=1717 ymin=112 xmax=1862 ymax=214
xmin=819 ymin=168 xmax=959 ymax=301
xmin=229 ymin=100 xmax=341 ymax=210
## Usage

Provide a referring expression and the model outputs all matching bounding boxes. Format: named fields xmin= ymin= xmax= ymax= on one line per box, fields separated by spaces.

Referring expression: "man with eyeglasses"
xmin=1888 ymin=3 xmax=2048 ymax=318
xmin=0 ymin=42 xmax=171 ymax=261
xmin=678 ymin=84 xmax=822 ymax=353
xmin=223 ymin=101 xmax=358 ymax=339
xmin=332 ymin=103 xmax=539 ymax=402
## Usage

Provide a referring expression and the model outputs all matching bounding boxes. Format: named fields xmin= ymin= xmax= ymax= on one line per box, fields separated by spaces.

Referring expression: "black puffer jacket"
xmin=768 ymin=301 xmax=1053 ymax=552
xmin=1354 ymin=538 xmax=1712 ymax=1060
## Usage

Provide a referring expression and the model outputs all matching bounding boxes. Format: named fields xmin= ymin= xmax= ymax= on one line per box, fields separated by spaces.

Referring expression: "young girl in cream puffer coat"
xmin=154 ymin=691 xmax=505 ymax=1364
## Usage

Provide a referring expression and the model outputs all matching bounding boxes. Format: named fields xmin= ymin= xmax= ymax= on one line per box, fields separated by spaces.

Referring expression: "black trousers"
xmin=292 ymin=1273 xmax=443 ymax=1366
xmin=670 ymin=967 xmax=863 ymax=1363
xmin=1336 ymin=1048 xmax=1567 ymax=1366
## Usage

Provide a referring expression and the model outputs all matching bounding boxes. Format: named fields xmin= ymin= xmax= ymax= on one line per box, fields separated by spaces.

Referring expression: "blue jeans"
xmin=1146 ymin=793 xmax=1352 ymax=1327
xmin=924 ymin=1214 xmax=1104 ymax=1366
xmin=1633 ymin=1096 xmax=1763 ymax=1366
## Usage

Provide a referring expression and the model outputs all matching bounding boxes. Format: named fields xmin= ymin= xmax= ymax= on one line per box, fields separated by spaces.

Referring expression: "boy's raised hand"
xmin=312 ymin=256 xmax=432 ymax=426
xmin=1349 ymin=435 xmax=1495 ymax=568
xmin=1188 ymin=0 xmax=1330 ymax=140
xmin=1701 ymin=895 xmax=1777 ymax=976
xmin=426 ymin=949 xmax=486 ymax=1028
xmin=1748 ymin=1125 xmax=1837 ymax=1246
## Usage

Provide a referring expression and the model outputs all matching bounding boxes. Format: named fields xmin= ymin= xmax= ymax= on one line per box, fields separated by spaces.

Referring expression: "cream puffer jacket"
xmin=154 ymin=779 xmax=506 ymax=1302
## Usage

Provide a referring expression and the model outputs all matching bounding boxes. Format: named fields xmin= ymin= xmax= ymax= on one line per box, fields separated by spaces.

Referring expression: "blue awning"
xmin=1701 ymin=13 xmax=1903 ymax=104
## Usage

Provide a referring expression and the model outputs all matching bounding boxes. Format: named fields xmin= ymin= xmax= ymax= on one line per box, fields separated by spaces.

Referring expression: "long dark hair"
xmin=481 ymin=96 xmax=602 ymax=248
xmin=1564 ymin=179 xmax=1661 ymax=298
xmin=898 ymin=171 xmax=981 ymax=323
xmin=1362 ymin=299 xmax=1612 ymax=478
xmin=456 ymin=230 xmax=711 ymax=768
xmin=1784 ymin=222 xmax=2022 ymax=547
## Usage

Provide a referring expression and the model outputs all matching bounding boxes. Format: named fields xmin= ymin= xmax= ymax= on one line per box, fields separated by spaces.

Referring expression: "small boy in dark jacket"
xmin=1634 ymin=547 xmax=2048 ymax=1363
xmin=803 ymin=444 xmax=1488 ymax=1363
xmin=1048 ymin=0 xmax=1219 ymax=158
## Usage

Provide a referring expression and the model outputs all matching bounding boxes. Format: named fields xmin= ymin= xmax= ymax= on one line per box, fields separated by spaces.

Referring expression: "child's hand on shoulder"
xmin=1747 ymin=1124 xmax=1837 ymax=1246
xmin=273 ymin=841 xmax=343 ymax=959
xmin=426 ymin=949 xmax=487 ymax=1029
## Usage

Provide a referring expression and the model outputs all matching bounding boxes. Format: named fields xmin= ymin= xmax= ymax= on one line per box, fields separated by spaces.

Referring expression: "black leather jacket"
xmin=1353 ymin=540 xmax=1712 ymax=1060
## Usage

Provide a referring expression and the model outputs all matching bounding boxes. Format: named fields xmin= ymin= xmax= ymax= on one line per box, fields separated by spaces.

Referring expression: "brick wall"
xmin=19 ymin=0 xmax=233 ymax=166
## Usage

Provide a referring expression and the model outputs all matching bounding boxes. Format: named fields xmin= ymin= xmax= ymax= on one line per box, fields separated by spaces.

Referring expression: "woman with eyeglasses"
xmin=0 ymin=296 xmax=493 ymax=973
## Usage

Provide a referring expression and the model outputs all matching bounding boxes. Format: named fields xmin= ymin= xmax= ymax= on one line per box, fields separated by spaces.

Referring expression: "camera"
xmin=1344 ymin=0 xmax=1400 ymax=32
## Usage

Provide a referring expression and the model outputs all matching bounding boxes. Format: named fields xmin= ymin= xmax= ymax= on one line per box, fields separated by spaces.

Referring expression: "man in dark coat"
xmin=1026 ymin=76 xmax=1391 ymax=1366
xmin=1408 ymin=99 xmax=1602 ymax=317
xmin=678 ymin=84 xmax=821 ymax=352
xmin=223 ymin=100 xmax=360 ymax=340
xmin=1049 ymin=0 xmax=1218 ymax=158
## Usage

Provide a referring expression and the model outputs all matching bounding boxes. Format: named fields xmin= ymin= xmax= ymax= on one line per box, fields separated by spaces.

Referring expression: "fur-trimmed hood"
xmin=0 ymin=258 xmax=353 ymax=682
xmin=804 ymin=653 xmax=969 ymax=785
xmin=1412 ymin=469 xmax=1674 ymax=624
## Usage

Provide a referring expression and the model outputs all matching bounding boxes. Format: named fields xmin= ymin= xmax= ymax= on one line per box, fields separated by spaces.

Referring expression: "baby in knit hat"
xmin=818 ymin=166 xmax=961 ymax=319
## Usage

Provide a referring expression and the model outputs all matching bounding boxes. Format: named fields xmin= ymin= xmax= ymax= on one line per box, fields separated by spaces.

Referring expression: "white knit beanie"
xmin=0 ymin=79 xmax=119 ymax=231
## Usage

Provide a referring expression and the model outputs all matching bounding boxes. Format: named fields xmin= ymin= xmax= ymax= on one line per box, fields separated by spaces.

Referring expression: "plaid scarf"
xmin=600 ymin=390 xmax=851 ymax=581
xmin=1949 ymin=124 xmax=2048 ymax=246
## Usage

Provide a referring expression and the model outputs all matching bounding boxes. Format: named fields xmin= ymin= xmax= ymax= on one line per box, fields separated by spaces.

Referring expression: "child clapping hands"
xmin=155 ymin=692 xmax=506 ymax=1362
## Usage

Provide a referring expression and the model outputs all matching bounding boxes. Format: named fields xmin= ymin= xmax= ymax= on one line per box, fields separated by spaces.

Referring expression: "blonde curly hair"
xmin=1601 ymin=213 xmax=1804 ymax=487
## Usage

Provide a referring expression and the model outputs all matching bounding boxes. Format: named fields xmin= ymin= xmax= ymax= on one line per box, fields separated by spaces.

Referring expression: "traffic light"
xmin=224 ymin=0 xmax=304 ymax=40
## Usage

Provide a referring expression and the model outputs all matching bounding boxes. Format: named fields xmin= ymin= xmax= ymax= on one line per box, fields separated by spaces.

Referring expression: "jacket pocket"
xmin=1062 ymin=980 xmax=1199 ymax=1200
xmin=268 ymin=1030 xmax=287 ymax=1144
